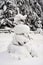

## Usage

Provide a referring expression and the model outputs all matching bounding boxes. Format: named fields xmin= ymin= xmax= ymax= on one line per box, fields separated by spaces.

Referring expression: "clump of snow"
xmin=12 ymin=24 xmax=32 ymax=45
xmin=3 ymin=5 xmax=7 ymax=11
xmin=8 ymin=43 xmax=31 ymax=60
xmin=14 ymin=24 xmax=31 ymax=39
xmin=37 ymin=28 xmax=42 ymax=33
xmin=12 ymin=35 xmax=30 ymax=45
xmin=14 ymin=13 xmax=27 ymax=24
xmin=14 ymin=24 xmax=30 ymax=34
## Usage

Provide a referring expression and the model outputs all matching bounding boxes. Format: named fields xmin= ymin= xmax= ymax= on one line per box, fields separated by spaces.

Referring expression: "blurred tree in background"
xmin=0 ymin=0 xmax=43 ymax=30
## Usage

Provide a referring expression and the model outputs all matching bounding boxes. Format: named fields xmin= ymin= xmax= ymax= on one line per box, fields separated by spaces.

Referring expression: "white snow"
xmin=0 ymin=31 xmax=43 ymax=65
xmin=0 ymin=33 xmax=14 ymax=52
xmin=14 ymin=24 xmax=30 ymax=34
xmin=0 ymin=1 xmax=43 ymax=65
xmin=14 ymin=14 xmax=27 ymax=24
xmin=0 ymin=24 xmax=43 ymax=65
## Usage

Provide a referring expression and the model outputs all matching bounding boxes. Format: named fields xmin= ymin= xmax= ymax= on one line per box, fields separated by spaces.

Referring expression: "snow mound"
xmin=14 ymin=24 xmax=30 ymax=34
xmin=8 ymin=24 xmax=38 ymax=59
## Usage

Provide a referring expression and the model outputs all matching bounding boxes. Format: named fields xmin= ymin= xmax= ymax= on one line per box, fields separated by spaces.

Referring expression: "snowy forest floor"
xmin=0 ymin=32 xmax=43 ymax=65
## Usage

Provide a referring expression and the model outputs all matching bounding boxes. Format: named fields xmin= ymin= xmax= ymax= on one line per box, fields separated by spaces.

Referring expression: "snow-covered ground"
xmin=0 ymin=31 xmax=43 ymax=65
